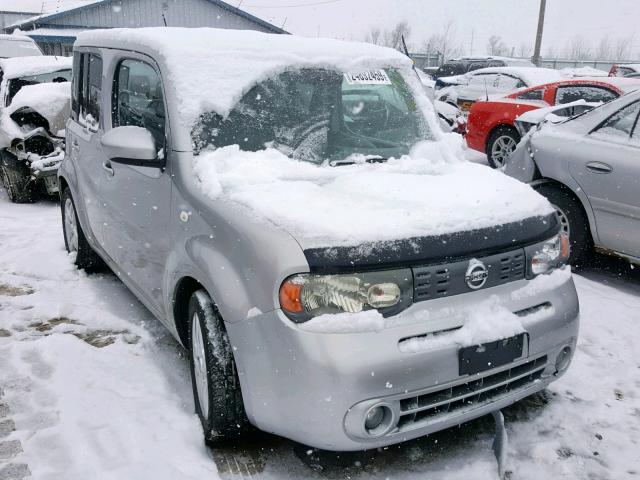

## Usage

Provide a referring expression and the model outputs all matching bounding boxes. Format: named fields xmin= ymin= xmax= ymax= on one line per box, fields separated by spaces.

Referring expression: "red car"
xmin=466 ymin=77 xmax=640 ymax=168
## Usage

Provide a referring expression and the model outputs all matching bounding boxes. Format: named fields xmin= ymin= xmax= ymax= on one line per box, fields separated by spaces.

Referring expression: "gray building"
xmin=4 ymin=0 xmax=286 ymax=56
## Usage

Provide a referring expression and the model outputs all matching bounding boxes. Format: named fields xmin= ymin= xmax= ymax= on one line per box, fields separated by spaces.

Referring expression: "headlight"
xmin=527 ymin=233 xmax=570 ymax=276
xmin=279 ymin=269 xmax=413 ymax=322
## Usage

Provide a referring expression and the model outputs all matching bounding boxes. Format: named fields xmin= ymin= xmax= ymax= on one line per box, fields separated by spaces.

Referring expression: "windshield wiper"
xmin=329 ymin=157 xmax=387 ymax=167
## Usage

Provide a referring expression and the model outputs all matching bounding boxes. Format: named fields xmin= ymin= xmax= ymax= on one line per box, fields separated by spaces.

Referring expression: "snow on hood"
xmin=76 ymin=28 xmax=411 ymax=128
xmin=7 ymin=81 xmax=71 ymax=135
xmin=0 ymin=55 xmax=71 ymax=80
xmin=193 ymin=134 xmax=554 ymax=249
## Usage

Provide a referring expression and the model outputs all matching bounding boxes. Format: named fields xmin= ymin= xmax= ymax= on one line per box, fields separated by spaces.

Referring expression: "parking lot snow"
xmin=0 ymin=193 xmax=639 ymax=479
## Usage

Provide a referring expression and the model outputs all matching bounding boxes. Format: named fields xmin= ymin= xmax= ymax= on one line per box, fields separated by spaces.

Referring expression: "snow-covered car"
xmin=436 ymin=67 xmax=564 ymax=116
xmin=416 ymin=67 xmax=465 ymax=133
xmin=514 ymin=99 xmax=601 ymax=137
xmin=0 ymin=56 xmax=71 ymax=202
xmin=0 ymin=33 xmax=43 ymax=58
xmin=505 ymin=89 xmax=640 ymax=266
xmin=609 ymin=63 xmax=640 ymax=77
xmin=433 ymin=56 xmax=536 ymax=80
xmin=60 ymin=27 xmax=579 ymax=452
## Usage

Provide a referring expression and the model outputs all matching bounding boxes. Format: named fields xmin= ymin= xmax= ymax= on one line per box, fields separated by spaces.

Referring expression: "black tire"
xmin=61 ymin=188 xmax=103 ymax=270
xmin=0 ymin=151 xmax=35 ymax=203
xmin=534 ymin=184 xmax=592 ymax=266
xmin=187 ymin=290 xmax=249 ymax=445
xmin=486 ymin=126 xmax=521 ymax=169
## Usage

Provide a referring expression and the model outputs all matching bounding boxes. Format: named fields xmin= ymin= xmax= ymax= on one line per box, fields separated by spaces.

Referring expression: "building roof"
xmin=6 ymin=0 xmax=286 ymax=34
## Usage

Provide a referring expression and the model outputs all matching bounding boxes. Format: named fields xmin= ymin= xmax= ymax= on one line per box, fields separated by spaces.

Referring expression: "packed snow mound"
xmin=193 ymin=135 xmax=554 ymax=248
xmin=8 ymin=81 xmax=71 ymax=135
xmin=77 ymin=28 xmax=411 ymax=128
xmin=0 ymin=55 xmax=71 ymax=80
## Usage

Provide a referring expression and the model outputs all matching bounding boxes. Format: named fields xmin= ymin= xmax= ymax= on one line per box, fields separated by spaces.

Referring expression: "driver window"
xmin=112 ymin=59 xmax=166 ymax=149
xmin=593 ymin=101 xmax=640 ymax=141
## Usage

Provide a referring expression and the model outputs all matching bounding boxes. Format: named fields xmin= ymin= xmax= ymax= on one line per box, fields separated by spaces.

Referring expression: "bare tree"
xmin=487 ymin=35 xmax=508 ymax=56
xmin=518 ymin=42 xmax=532 ymax=58
xmin=613 ymin=35 xmax=634 ymax=60
xmin=595 ymin=37 xmax=613 ymax=59
xmin=422 ymin=19 xmax=463 ymax=62
xmin=365 ymin=27 xmax=382 ymax=46
xmin=384 ymin=21 xmax=411 ymax=51
xmin=565 ymin=36 xmax=592 ymax=60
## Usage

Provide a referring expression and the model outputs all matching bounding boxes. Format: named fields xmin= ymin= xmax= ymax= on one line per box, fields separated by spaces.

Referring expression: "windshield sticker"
xmin=344 ymin=70 xmax=391 ymax=85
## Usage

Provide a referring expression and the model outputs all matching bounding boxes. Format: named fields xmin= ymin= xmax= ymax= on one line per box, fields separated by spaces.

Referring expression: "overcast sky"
xmin=241 ymin=0 xmax=640 ymax=57
xmin=2 ymin=0 xmax=638 ymax=58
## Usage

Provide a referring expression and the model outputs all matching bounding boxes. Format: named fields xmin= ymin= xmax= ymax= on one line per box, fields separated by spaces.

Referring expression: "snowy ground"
xmin=1 ymin=189 xmax=639 ymax=480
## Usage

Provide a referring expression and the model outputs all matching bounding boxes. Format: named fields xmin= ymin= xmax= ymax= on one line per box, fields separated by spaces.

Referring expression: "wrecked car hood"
xmin=193 ymin=134 xmax=556 ymax=258
xmin=7 ymin=82 xmax=71 ymax=136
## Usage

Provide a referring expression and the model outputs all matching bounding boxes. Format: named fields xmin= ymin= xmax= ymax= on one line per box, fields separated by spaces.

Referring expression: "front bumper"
xmin=228 ymin=274 xmax=579 ymax=451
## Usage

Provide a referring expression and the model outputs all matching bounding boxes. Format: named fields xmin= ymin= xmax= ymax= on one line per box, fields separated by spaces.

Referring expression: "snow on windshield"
xmin=77 ymin=28 xmax=413 ymax=129
xmin=193 ymin=135 xmax=554 ymax=248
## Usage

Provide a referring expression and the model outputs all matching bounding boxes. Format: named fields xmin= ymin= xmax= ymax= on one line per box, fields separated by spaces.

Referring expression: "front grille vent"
xmin=397 ymin=356 xmax=547 ymax=430
xmin=412 ymin=248 xmax=526 ymax=303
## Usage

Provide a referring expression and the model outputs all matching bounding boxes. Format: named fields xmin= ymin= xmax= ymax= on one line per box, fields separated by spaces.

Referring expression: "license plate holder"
xmin=458 ymin=334 xmax=525 ymax=376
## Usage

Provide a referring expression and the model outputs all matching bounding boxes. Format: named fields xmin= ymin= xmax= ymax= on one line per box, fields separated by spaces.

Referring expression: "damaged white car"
xmin=0 ymin=56 xmax=71 ymax=202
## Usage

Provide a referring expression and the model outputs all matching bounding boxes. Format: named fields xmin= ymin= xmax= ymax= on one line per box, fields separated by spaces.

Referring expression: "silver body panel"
xmin=505 ymin=91 xmax=640 ymax=262
xmin=60 ymin=38 xmax=580 ymax=451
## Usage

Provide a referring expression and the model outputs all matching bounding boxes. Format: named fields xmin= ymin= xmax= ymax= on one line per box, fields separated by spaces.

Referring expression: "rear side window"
xmin=593 ymin=101 xmax=640 ymax=141
xmin=436 ymin=63 xmax=466 ymax=77
xmin=556 ymin=85 xmax=618 ymax=105
xmin=517 ymin=88 xmax=544 ymax=101
xmin=112 ymin=59 xmax=166 ymax=149
xmin=72 ymin=52 xmax=102 ymax=128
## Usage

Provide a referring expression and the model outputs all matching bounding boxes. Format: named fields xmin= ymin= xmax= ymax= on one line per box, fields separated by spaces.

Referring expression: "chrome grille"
xmin=412 ymin=248 xmax=525 ymax=303
xmin=397 ymin=356 xmax=547 ymax=429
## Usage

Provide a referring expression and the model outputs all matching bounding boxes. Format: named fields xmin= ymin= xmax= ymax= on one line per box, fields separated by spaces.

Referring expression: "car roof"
xmin=0 ymin=34 xmax=37 ymax=43
xmin=0 ymin=55 xmax=72 ymax=80
xmin=76 ymin=27 xmax=412 ymax=128
xmin=467 ymin=66 xmax=564 ymax=86
xmin=507 ymin=77 xmax=640 ymax=97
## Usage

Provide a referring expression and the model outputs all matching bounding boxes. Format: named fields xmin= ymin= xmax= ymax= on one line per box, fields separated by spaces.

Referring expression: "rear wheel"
xmin=487 ymin=126 xmax=520 ymax=169
xmin=0 ymin=151 xmax=35 ymax=203
xmin=534 ymin=184 xmax=592 ymax=266
xmin=61 ymin=188 xmax=102 ymax=270
xmin=188 ymin=290 xmax=249 ymax=445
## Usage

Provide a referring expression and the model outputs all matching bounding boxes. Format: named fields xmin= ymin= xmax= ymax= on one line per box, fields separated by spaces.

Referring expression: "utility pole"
xmin=532 ymin=0 xmax=547 ymax=66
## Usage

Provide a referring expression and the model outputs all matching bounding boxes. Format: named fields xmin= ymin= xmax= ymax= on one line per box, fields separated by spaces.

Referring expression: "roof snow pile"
xmin=0 ymin=55 xmax=71 ymax=80
xmin=193 ymin=135 xmax=554 ymax=248
xmin=77 ymin=27 xmax=412 ymax=127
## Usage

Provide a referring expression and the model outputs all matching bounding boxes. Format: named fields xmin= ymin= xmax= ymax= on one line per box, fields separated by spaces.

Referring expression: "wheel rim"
xmin=552 ymin=203 xmax=571 ymax=239
xmin=490 ymin=135 xmax=517 ymax=167
xmin=64 ymin=197 xmax=79 ymax=253
xmin=191 ymin=312 xmax=209 ymax=420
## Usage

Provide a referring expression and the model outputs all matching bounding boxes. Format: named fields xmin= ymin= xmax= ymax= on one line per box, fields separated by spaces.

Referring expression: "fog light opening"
xmin=555 ymin=346 xmax=572 ymax=373
xmin=364 ymin=405 xmax=393 ymax=437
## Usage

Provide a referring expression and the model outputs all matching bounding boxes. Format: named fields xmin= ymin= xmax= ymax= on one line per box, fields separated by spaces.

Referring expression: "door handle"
xmin=102 ymin=161 xmax=114 ymax=177
xmin=585 ymin=161 xmax=612 ymax=174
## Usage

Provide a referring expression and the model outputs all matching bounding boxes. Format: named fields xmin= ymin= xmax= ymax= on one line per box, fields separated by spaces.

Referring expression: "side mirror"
xmin=101 ymin=126 xmax=162 ymax=167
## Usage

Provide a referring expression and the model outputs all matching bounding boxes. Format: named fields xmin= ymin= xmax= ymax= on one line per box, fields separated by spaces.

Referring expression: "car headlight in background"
xmin=279 ymin=269 xmax=413 ymax=322
xmin=526 ymin=233 xmax=570 ymax=277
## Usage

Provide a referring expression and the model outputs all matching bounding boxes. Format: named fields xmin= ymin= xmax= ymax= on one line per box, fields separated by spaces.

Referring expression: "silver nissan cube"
xmin=59 ymin=28 xmax=579 ymax=451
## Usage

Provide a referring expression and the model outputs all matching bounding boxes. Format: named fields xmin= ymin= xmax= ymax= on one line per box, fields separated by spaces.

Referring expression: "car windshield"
xmin=191 ymin=68 xmax=431 ymax=164
xmin=7 ymin=69 xmax=72 ymax=105
xmin=0 ymin=39 xmax=42 ymax=58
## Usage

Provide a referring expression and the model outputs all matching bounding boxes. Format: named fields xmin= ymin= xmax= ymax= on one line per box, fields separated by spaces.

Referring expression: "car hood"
xmin=193 ymin=135 xmax=555 ymax=261
xmin=7 ymin=82 xmax=71 ymax=136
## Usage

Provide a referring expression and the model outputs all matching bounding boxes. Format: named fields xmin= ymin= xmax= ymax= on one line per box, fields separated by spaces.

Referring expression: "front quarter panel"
xmin=164 ymin=151 xmax=309 ymax=329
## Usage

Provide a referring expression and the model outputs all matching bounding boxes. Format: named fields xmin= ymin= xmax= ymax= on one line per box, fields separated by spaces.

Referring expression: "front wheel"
xmin=61 ymin=188 xmax=102 ymax=270
xmin=534 ymin=184 xmax=592 ymax=266
xmin=188 ymin=290 xmax=249 ymax=445
xmin=0 ymin=151 xmax=35 ymax=203
xmin=487 ymin=126 xmax=520 ymax=169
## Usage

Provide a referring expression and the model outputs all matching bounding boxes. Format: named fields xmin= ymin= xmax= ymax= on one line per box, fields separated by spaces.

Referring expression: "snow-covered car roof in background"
xmin=577 ymin=76 xmax=640 ymax=93
xmin=615 ymin=64 xmax=640 ymax=71
xmin=465 ymin=66 xmax=564 ymax=86
xmin=77 ymin=27 xmax=412 ymax=128
xmin=560 ymin=66 xmax=609 ymax=78
xmin=454 ymin=56 xmax=536 ymax=67
xmin=0 ymin=55 xmax=72 ymax=80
